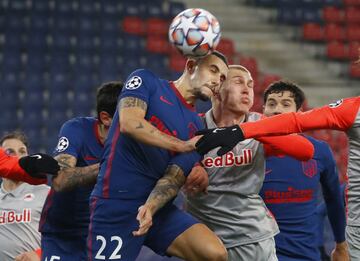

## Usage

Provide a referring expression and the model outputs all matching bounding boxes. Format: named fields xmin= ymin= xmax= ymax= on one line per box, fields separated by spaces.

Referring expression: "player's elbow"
xmin=299 ymin=146 xmax=315 ymax=161
xmin=119 ymin=117 xmax=133 ymax=135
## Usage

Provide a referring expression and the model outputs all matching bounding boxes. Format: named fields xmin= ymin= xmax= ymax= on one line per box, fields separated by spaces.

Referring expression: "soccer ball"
xmin=168 ymin=8 xmax=221 ymax=58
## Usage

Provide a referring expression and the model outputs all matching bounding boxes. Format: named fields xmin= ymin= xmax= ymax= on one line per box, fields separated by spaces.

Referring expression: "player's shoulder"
xmin=62 ymin=117 xmax=96 ymax=129
xmin=304 ymin=135 xmax=332 ymax=157
xmin=127 ymin=69 xmax=159 ymax=82
xmin=247 ymin=111 xmax=262 ymax=122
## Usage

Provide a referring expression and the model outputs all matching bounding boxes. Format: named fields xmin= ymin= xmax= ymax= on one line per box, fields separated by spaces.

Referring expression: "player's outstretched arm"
xmin=119 ymin=97 xmax=196 ymax=153
xmin=52 ymin=163 xmax=100 ymax=192
xmin=241 ymin=97 xmax=360 ymax=139
xmin=52 ymin=153 xmax=99 ymax=191
xmin=259 ymin=135 xmax=314 ymax=161
xmin=0 ymin=148 xmax=58 ymax=185
xmin=133 ymin=164 xmax=186 ymax=236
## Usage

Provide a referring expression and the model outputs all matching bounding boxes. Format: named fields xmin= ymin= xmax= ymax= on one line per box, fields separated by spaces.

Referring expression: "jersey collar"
xmin=168 ymin=81 xmax=195 ymax=112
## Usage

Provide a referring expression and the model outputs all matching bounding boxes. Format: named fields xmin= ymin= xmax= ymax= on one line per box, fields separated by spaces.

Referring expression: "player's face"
xmin=1 ymin=138 xmax=28 ymax=158
xmin=189 ymin=55 xmax=228 ymax=101
xmin=219 ymin=68 xmax=254 ymax=113
xmin=263 ymin=91 xmax=297 ymax=116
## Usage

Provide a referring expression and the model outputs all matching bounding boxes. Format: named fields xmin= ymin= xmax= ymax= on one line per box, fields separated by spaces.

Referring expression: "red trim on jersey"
xmin=168 ymin=81 xmax=195 ymax=111
xmin=241 ymin=97 xmax=360 ymax=139
xmin=94 ymin=120 xmax=104 ymax=147
xmin=0 ymin=148 xmax=46 ymax=185
xmin=87 ymin=197 xmax=98 ymax=261
xmin=102 ymin=125 xmax=120 ymax=198
xmin=39 ymin=189 xmax=55 ymax=230
xmin=264 ymin=197 xmax=312 ymax=204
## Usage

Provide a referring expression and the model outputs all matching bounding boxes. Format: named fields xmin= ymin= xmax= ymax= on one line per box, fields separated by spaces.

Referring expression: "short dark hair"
xmin=0 ymin=131 xmax=29 ymax=149
xmin=210 ymin=50 xmax=228 ymax=67
xmin=96 ymin=81 xmax=123 ymax=118
xmin=263 ymin=80 xmax=305 ymax=111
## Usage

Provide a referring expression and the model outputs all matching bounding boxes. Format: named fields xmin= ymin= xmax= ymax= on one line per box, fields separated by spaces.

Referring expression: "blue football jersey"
xmin=260 ymin=136 xmax=345 ymax=260
xmin=40 ymin=117 xmax=103 ymax=235
xmin=91 ymin=69 xmax=202 ymax=200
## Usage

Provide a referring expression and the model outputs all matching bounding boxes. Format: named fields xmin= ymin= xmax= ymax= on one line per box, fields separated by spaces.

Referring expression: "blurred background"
xmin=0 ymin=0 xmax=359 ymax=259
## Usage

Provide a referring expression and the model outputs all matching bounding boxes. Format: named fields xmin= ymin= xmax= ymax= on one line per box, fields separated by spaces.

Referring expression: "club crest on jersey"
xmin=125 ymin=76 xmax=142 ymax=90
xmin=203 ymin=149 xmax=252 ymax=168
xmin=329 ymin=99 xmax=343 ymax=108
xmin=302 ymin=159 xmax=317 ymax=178
xmin=56 ymin=137 xmax=69 ymax=152
xmin=23 ymin=193 xmax=35 ymax=202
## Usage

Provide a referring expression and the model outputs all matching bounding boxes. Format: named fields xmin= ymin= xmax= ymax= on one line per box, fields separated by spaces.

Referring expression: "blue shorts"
xmin=41 ymin=233 xmax=87 ymax=261
xmin=87 ymin=197 xmax=198 ymax=261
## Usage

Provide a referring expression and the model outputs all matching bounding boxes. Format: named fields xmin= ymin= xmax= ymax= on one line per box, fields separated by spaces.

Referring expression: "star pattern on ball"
xmin=200 ymin=24 xmax=218 ymax=48
xmin=176 ymin=15 xmax=198 ymax=36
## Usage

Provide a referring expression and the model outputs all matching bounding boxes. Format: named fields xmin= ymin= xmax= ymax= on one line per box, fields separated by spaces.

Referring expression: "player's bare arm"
xmin=52 ymin=163 xmax=99 ymax=192
xmin=52 ymin=154 xmax=99 ymax=191
xmin=133 ymin=164 xmax=185 ymax=236
xmin=119 ymin=97 xmax=197 ymax=152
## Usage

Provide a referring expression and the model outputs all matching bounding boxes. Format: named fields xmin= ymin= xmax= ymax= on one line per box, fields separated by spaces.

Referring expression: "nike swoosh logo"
xmin=30 ymin=154 xmax=42 ymax=159
xmin=265 ymin=169 xmax=272 ymax=175
xmin=160 ymin=96 xmax=173 ymax=105
xmin=213 ymin=128 xmax=226 ymax=133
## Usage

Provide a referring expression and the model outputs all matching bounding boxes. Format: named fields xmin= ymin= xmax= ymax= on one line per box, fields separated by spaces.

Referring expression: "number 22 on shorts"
xmin=95 ymin=235 xmax=123 ymax=260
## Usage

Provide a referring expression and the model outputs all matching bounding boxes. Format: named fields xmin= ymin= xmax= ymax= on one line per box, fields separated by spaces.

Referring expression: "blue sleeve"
xmin=169 ymin=152 xmax=202 ymax=177
xmin=53 ymin=119 xmax=84 ymax=158
xmin=319 ymin=142 xmax=346 ymax=243
xmin=119 ymin=69 xmax=156 ymax=105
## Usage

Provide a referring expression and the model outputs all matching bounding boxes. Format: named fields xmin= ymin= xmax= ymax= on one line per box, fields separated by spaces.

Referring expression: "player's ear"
xmin=186 ymin=59 xmax=197 ymax=74
xmin=99 ymin=111 xmax=112 ymax=128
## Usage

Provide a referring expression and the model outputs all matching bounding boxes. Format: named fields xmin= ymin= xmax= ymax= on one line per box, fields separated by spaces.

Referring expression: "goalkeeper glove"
xmin=195 ymin=125 xmax=245 ymax=156
xmin=19 ymin=153 xmax=60 ymax=179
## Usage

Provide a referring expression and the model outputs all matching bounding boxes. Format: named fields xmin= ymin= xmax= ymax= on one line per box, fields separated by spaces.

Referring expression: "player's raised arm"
xmin=0 ymin=148 xmax=58 ymax=185
xmin=196 ymin=97 xmax=360 ymax=156
xmin=259 ymin=135 xmax=314 ymax=161
xmin=241 ymin=97 xmax=360 ymax=139
xmin=118 ymin=70 xmax=197 ymax=153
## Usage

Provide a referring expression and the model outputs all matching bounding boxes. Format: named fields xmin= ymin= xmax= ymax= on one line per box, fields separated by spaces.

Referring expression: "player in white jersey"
xmin=186 ymin=65 xmax=315 ymax=261
xmin=0 ymin=131 xmax=50 ymax=261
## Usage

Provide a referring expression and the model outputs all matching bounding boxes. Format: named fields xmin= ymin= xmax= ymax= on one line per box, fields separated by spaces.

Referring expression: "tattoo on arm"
xmin=119 ymin=97 xmax=147 ymax=111
xmin=135 ymin=122 xmax=144 ymax=129
xmin=55 ymin=154 xmax=77 ymax=169
xmin=146 ymin=165 xmax=186 ymax=214
xmin=53 ymin=164 xmax=100 ymax=191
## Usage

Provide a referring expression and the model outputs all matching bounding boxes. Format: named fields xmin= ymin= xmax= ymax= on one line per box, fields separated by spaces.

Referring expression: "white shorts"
xmin=346 ymin=225 xmax=360 ymax=261
xmin=227 ymin=237 xmax=278 ymax=261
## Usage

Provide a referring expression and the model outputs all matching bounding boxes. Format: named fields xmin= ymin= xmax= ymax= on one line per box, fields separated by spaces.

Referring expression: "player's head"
xmin=263 ymin=80 xmax=305 ymax=116
xmin=215 ymin=65 xmax=254 ymax=114
xmin=183 ymin=51 xmax=228 ymax=101
xmin=96 ymin=81 xmax=123 ymax=128
xmin=0 ymin=131 xmax=29 ymax=158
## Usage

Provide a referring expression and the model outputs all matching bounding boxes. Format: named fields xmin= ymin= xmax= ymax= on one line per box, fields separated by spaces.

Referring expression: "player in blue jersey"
xmin=88 ymin=51 xmax=229 ymax=261
xmin=39 ymin=81 xmax=123 ymax=261
xmin=259 ymin=81 xmax=349 ymax=261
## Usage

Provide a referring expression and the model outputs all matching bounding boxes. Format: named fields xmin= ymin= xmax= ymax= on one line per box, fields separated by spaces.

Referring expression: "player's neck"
xmin=97 ymin=124 xmax=108 ymax=145
xmin=2 ymin=178 xmax=23 ymax=192
xmin=173 ymin=75 xmax=196 ymax=105
xmin=213 ymin=106 xmax=246 ymax=127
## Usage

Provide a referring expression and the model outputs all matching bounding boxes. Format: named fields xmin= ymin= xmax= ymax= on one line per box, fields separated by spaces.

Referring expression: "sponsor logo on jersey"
xmin=125 ymin=76 xmax=142 ymax=90
xmin=264 ymin=187 xmax=314 ymax=204
xmin=329 ymin=99 xmax=343 ymax=108
xmin=0 ymin=209 xmax=31 ymax=225
xmin=56 ymin=136 xmax=69 ymax=152
xmin=203 ymin=149 xmax=252 ymax=168
xmin=302 ymin=159 xmax=317 ymax=178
